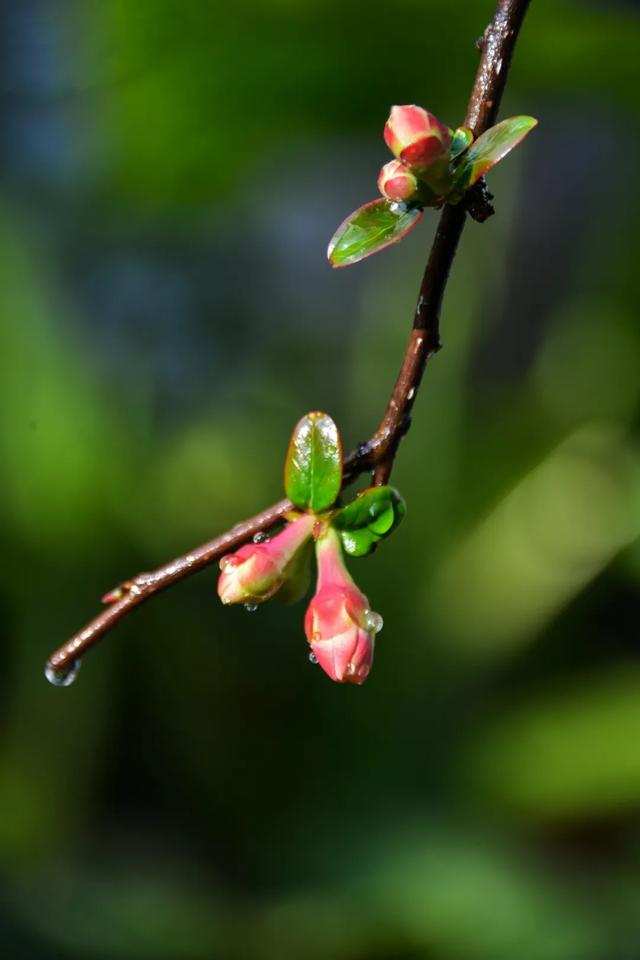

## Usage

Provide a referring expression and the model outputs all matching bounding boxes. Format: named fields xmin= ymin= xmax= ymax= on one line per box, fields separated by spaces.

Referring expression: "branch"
xmin=46 ymin=0 xmax=532 ymax=678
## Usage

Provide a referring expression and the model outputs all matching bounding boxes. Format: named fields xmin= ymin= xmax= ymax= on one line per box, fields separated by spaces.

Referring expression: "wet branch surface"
xmin=47 ymin=0 xmax=532 ymax=677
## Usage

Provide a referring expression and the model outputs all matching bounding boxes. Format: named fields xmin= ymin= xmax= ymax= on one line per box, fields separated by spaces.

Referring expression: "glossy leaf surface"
xmin=284 ymin=412 xmax=342 ymax=513
xmin=333 ymin=485 xmax=406 ymax=556
xmin=454 ymin=115 xmax=537 ymax=189
xmin=328 ymin=199 xmax=423 ymax=269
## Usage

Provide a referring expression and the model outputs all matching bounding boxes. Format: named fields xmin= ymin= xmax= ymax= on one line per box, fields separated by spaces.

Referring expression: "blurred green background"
xmin=2 ymin=0 xmax=640 ymax=957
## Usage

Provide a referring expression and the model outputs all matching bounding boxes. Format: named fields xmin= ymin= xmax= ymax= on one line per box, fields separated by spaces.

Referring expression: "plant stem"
xmin=46 ymin=0 xmax=532 ymax=677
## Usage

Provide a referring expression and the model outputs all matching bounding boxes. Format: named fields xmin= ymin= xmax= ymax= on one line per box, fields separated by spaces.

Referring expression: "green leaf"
xmin=369 ymin=503 xmax=395 ymax=535
xmin=339 ymin=529 xmax=373 ymax=558
xmin=450 ymin=126 xmax=473 ymax=160
xmin=333 ymin=485 xmax=406 ymax=556
xmin=328 ymin=199 xmax=423 ymax=269
xmin=453 ymin=115 xmax=537 ymax=190
xmin=284 ymin=412 xmax=343 ymax=513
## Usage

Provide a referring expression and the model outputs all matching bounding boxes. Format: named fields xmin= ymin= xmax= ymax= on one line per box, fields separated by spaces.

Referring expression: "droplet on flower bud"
xmin=363 ymin=610 xmax=384 ymax=635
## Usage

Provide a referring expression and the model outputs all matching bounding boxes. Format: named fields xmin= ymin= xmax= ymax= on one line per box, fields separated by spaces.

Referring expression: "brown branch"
xmin=46 ymin=0 xmax=532 ymax=679
xmin=372 ymin=0 xmax=531 ymax=484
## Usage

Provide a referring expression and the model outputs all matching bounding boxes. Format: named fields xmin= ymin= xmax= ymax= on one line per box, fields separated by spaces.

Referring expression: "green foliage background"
xmin=1 ymin=1 xmax=640 ymax=957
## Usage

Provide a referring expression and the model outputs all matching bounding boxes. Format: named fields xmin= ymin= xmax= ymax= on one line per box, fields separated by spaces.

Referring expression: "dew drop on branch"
xmin=44 ymin=659 xmax=81 ymax=687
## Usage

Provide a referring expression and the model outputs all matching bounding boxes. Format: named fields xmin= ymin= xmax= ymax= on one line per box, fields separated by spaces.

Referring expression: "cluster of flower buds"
xmin=328 ymin=104 xmax=537 ymax=268
xmin=379 ymin=105 xmax=451 ymax=201
xmin=218 ymin=520 xmax=382 ymax=684
xmin=216 ymin=412 xmax=404 ymax=685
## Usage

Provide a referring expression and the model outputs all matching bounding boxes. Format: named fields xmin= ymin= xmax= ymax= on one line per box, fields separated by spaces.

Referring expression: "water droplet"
xmin=45 ymin=659 xmax=81 ymax=687
xmin=308 ymin=651 xmax=318 ymax=664
xmin=244 ymin=602 xmax=258 ymax=613
xmin=389 ymin=202 xmax=407 ymax=214
xmin=252 ymin=531 xmax=270 ymax=544
xmin=344 ymin=662 xmax=357 ymax=677
xmin=363 ymin=610 xmax=384 ymax=635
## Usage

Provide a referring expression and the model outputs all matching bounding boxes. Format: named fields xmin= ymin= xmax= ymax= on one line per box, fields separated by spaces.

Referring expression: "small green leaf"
xmin=450 ymin=126 xmax=473 ymax=160
xmin=333 ymin=485 xmax=406 ymax=556
xmin=453 ymin=115 xmax=537 ymax=190
xmin=369 ymin=503 xmax=395 ymax=535
xmin=284 ymin=412 xmax=343 ymax=513
xmin=328 ymin=199 xmax=424 ymax=269
xmin=340 ymin=529 xmax=374 ymax=558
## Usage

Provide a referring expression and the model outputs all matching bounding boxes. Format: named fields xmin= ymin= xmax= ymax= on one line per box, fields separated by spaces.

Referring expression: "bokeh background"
xmin=2 ymin=0 xmax=640 ymax=957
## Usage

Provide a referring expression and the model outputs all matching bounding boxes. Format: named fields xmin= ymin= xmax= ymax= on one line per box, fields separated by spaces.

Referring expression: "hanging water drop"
xmin=252 ymin=531 xmax=270 ymax=544
xmin=45 ymin=659 xmax=81 ymax=687
xmin=308 ymin=651 xmax=318 ymax=664
xmin=244 ymin=602 xmax=258 ymax=613
xmin=363 ymin=610 xmax=384 ymax=635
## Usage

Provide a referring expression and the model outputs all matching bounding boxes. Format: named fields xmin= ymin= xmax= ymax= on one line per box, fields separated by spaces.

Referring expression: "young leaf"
xmin=450 ymin=126 xmax=473 ymax=160
xmin=338 ymin=529 xmax=375 ymax=558
xmin=453 ymin=115 xmax=537 ymax=190
xmin=328 ymin=199 xmax=423 ymax=269
xmin=284 ymin=412 xmax=343 ymax=513
xmin=333 ymin=485 xmax=406 ymax=557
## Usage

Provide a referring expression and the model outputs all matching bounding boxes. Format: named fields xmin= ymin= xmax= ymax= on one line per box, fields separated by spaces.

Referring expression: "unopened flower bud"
xmin=384 ymin=105 xmax=451 ymax=183
xmin=377 ymin=159 xmax=420 ymax=203
xmin=304 ymin=528 xmax=383 ymax=685
xmin=218 ymin=514 xmax=314 ymax=606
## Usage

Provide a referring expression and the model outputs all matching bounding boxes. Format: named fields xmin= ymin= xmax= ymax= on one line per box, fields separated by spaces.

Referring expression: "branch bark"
xmin=46 ymin=0 xmax=532 ymax=678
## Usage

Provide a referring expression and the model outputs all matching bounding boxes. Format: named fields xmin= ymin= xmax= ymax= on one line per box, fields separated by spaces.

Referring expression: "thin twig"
xmin=47 ymin=0 xmax=532 ymax=677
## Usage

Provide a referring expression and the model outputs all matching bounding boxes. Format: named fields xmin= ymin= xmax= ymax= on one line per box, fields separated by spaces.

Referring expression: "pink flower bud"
xmin=384 ymin=105 xmax=451 ymax=174
xmin=377 ymin=159 xmax=420 ymax=203
xmin=218 ymin=514 xmax=314 ymax=606
xmin=305 ymin=528 xmax=383 ymax=685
